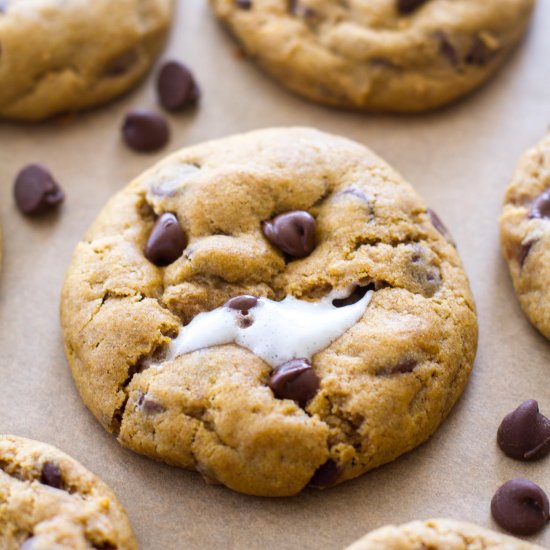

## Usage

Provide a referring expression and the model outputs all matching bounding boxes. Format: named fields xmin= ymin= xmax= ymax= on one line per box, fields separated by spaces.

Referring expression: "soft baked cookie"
xmin=210 ymin=0 xmax=535 ymax=113
xmin=500 ymin=133 xmax=550 ymax=340
xmin=61 ymin=127 xmax=477 ymax=497
xmin=0 ymin=0 xmax=172 ymax=121
xmin=0 ymin=435 xmax=137 ymax=550
xmin=343 ymin=519 xmax=545 ymax=549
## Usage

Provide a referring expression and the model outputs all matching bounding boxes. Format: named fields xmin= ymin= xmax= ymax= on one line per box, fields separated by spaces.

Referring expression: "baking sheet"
xmin=1 ymin=1 xmax=550 ymax=548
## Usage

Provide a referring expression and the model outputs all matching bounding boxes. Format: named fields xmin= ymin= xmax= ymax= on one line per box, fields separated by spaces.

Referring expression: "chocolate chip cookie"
xmin=210 ymin=0 xmax=535 ymax=113
xmin=500 ymin=132 xmax=550 ymax=340
xmin=0 ymin=0 xmax=172 ymax=121
xmin=61 ymin=127 xmax=477 ymax=497
xmin=344 ymin=519 xmax=545 ymax=549
xmin=0 ymin=435 xmax=137 ymax=549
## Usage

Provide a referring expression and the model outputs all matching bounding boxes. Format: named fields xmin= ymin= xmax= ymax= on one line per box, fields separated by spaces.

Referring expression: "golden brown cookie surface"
xmin=0 ymin=435 xmax=137 ymax=550
xmin=344 ymin=519 xmax=544 ymax=549
xmin=210 ymin=0 xmax=534 ymax=113
xmin=0 ymin=0 xmax=172 ymax=121
xmin=500 ymin=133 xmax=550 ymax=340
xmin=61 ymin=127 xmax=477 ymax=496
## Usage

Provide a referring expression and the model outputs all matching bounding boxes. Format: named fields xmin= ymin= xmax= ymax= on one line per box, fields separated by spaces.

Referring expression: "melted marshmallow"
xmin=167 ymin=289 xmax=373 ymax=367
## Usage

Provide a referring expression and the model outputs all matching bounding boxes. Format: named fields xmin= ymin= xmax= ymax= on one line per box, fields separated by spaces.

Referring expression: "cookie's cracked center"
xmin=166 ymin=287 xmax=373 ymax=367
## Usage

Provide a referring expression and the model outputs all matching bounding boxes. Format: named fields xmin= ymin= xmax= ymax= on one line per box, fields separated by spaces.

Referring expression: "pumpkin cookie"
xmin=500 ymin=132 xmax=550 ymax=340
xmin=210 ymin=0 xmax=534 ymax=112
xmin=61 ymin=127 xmax=477 ymax=496
xmin=0 ymin=0 xmax=172 ymax=121
xmin=344 ymin=519 xmax=544 ymax=549
xmin=0 ymin=435 xmax=137 ymax=550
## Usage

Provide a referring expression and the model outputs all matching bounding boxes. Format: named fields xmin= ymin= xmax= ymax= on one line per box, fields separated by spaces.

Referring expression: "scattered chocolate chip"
xmin=529 ymin=189 xmax=550 ymax=219
xmin=378 ymin=359 xmax=417 ymax=376
xmin=518 ymin=241 xmax=535 ymax=268
xmin=309 ymin=459 xmax=341 ymax=488
xmin=269 ymin=359 xmax=320 ymax=403
xmin=40 ymin=462 xmax=63 ymax=489
xmin=427 ymin=208 xmax=454 ymax=244
xmin=14 ymin=164 xmax=65 ymax=216
xmin=225 ymin=295 xmax=258 ymax=315
xmin=137 ymin=394 xmax=166 ymax=415
xmin=144 ymin=212 xmax=187 ymax=266
xmin=466 ymin=35 xmax=499 ymax=66
xmin=157 ymin=61 xmax=200 ymax=111
xmin=332 ymin=285 xmax=372 ymax=308
xmin=497 ymin=400 xmax=550 ymax=461
xmin=122 ymin=109 xmax=169 ymax=152
xmin=397 ymin=0 xmax=428 ymax=14
xmin=491 ymin=479 xmax=549 ymax=536
xmin=104 ymin=50 xmax=138 ymax=76
xmin=435 ymin=32 xmax=459 ymax=67
xmin=235 ymin=0 xmax=252 ymax=8
xmin=262 ymin=211 xmax=316 ymax=258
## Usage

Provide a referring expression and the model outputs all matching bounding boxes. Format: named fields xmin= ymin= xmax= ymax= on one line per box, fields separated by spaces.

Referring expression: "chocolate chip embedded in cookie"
xmin=61 ymin=127 xmax=477 ymax=497
xmin=500 ymin=133 xmax=550 ymax=340
xmin=0 ymin=435 xmax=137 ymax=550
xmin=0 ymin=0 xmax=173 ymax=121
xmin=343 ymin=519 xmax=545 ymax=549
xmin=210 ymin=0 xmax=535 ymax=113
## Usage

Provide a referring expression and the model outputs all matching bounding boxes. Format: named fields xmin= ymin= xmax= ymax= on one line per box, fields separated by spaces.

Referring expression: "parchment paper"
xmin=1 ymin=1 xmax=549 ymax=548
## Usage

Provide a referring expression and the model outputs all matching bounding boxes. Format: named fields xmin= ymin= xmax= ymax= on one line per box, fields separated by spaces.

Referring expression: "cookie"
xmin=0 ymin=0 xmax=172 ymax=121
xmin=61 ymin=127 xmax=477 ymax=497
xmin=0 ymin=435 xmax=137 ymax=550
xmin=343 ymin=519 xmax=545 ymax=549
xmin=500 ymin=133 xmax=550 ymax=340
xmin=210 ymin=0 xmax=535 ymax=113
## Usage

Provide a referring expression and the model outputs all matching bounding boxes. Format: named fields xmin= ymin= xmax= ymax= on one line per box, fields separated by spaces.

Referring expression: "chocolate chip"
xmin=14 ymin=164 xmax=65 ymax=216
xmin=269 ymin=359 xmax=320 ymax=403
xmin=137 ymin=394 xmax=165 ymax=415
xmin=435 ymin=32 xmax=459 ymax=67
xmin=497 ymin=400 xmax=550 ymax=461
xmin=145 ymin=213 xmax=187 ymax=266
xmin=378 ymin=359 xmax=417 ymax=376
xmin=122 ymin=109 xmax=169 ymax=152
xmin=529 ymin=189 xmax=550 ymax=219
xmin=235 ymin=0 xmax=252 ymax=8
xmin=40 ymin=462 xmax=63 ymax=489
xmin=491 ymin=479 xmax=549 ymax=536
xmin=518 ymin=241 xmax=534 ymax=268
xmin=332 ymin=285 xmax=372 ymax=308
xmin=397 ymin=0 xmax=428 ymax=14
xmin=225 ymin=295 xmax=258 ymax=315
xmin=104 ymin=50 xmax=138 ymax=76
xmin=339 ymin=187 xmax=369 ymax=203
xmin=309 ymin=459 xmax=341 ymax=488
xmin=20 ymin=537 xmax=36 ymax=550
xmin=427 ymin=208 xmax=454 ymax=244
xmin=157 ymin=61 xmax=200 ymax=111
xmin=466 ymin=35 xmax=499 ymax=66
xmin=262 ymin=211 xmax=316 ymax=258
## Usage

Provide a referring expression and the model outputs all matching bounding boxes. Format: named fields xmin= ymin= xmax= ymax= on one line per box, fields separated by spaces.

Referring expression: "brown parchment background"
xmin=1 ymin=1 xmax=550 ymax=548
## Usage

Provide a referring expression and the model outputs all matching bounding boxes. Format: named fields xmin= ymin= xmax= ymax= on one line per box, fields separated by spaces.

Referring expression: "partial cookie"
xmin=500 ymin=133 xmax=550 ymax=340
xmin=61 ymin=127 xmax=477 ymax=497
xmin=0 ymin=0 xmax=172 ymax=121
xmin=210 ymin=0 xmax=534 ymax=113
xmin=344 ymin=519 xmax=545 ymax=549
xmin=0 ymin=435 xmax=137 ymax=550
